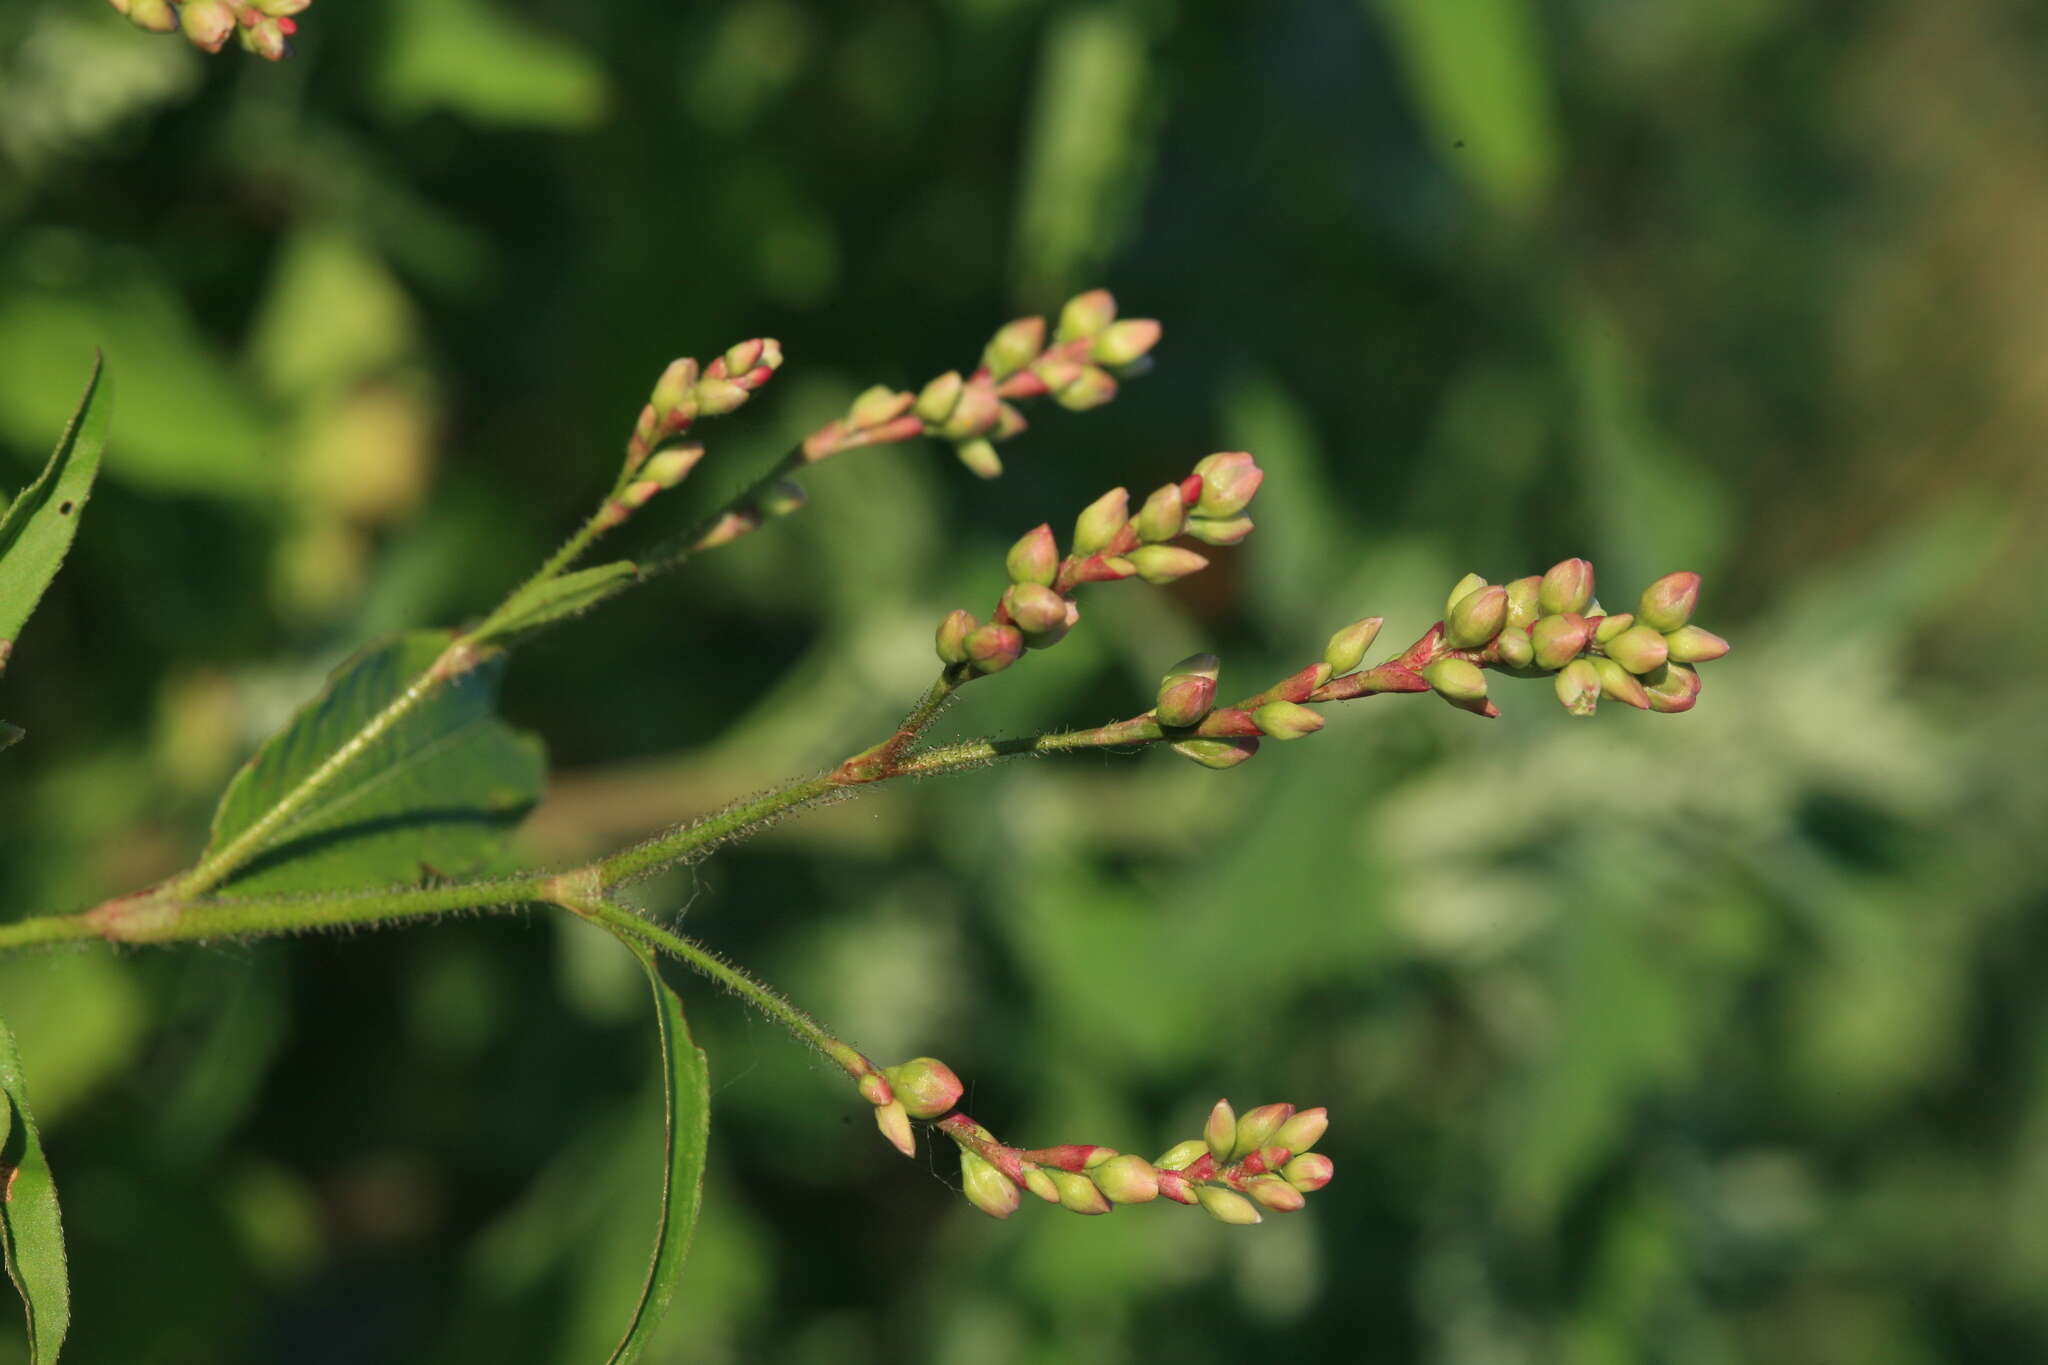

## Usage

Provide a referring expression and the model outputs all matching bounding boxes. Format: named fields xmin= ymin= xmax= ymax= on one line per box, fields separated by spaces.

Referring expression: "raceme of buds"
xmin=625 ymin=340 xmax=783 ymax=478
xmin=111 ymin=0 xmax=309 ymax=58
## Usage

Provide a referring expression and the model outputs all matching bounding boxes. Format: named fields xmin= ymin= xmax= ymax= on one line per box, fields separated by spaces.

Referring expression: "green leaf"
xmin=0 ymin=357 xmax=110 ymax=660
xmin=605 ymin=939 xmax=711 ymax=1365
xmin=1 ymin=1014 xmax=70 ymax=1365
xmin=378 ymin=0 xmax=609 ymax=129
xmin=483 ymin=561 xmax=639 ymax=643
xmin=203 ymin=630 xmax=545 ymax=894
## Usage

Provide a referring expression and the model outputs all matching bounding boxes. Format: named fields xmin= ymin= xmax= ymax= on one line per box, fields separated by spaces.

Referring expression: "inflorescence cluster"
xmin=105 ymin=0 xmax=307 ymax=59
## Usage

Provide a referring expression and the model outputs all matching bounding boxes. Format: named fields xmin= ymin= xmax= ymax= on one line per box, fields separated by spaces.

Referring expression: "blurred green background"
xmin=4 ymin=0 xmax=2047 ymax=1361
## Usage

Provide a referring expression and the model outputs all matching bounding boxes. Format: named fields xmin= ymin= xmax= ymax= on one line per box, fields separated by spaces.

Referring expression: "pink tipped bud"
xmin=1191 ymin=452 xmax=1264 ymax=517
xmin=1555 ymin=658 xmax=1601 ymax=716
xmin=1637 ymin=571 xmax=1701 ymax=632
xmin=857 ymin=1072 xmax=894 ymax=1107
xmin=723 ymin=339 xmax=766 ymax=375
xmin=1593 ymin=612 xmax=1636 ymax=645
xmin=1157 ymin=1170 xmax=1198 ymax=1204
xmin=1423 ymin=658 xmax=1487 ymax=703
xmin=915 ymin=371 xmax=965 ymax=425
xmin=127 ymin=0 xmax=180 ymax=32
xmin=1230 ymin=1103 xmax=1296 ymax=1161
xmin=941 ymin=381 xmax=1001 ymax=439
xmin=960 ymin=1151 xmax=1021 ymax=1219
xmin=1091 ymin=1154 xmax=1161 ymax=1204
xmin=965 ymin=622 xmax=1024 ymax=675
xmin=1048 ymin=1169 xmax=1112 ymax=1215
xmin=1539 ymin=558 xmax=1597 ymax=616
xmin=1072 ymin=487 xmax=1131 ymax=556
xmin=1605 ymin=624 xmax=1670 ymax=675
xmin=1496 ymin=626 xmax=1535 ymax=669
xmin=1252 ymin=700 xmax=1323 ymax=741
xmin=1204 ymin=1099 xmax=1238 ymax=1161
xmin=694 ymin=377 xmax=750 ymax=416
xmin=983 ymin=316 xmax=1048 ymax=379
xmin=884 ymin=1057 xmax=964 ymax=1120
xmin=935 ymin=610 xmax=977 ymax=665
xmin=1171 ymin=737 xmax=1259 ymax=770
xmin=182 ymin=0 xmax=238 ymax=49
xmin=1324 ymin=617 xmax=1384 ymax=675
xmin=1157 ymin=653 xmax=1221 ymax=728
xmin=1003 ymin=582 xmax=1069 ymax=638
xmin=1505 ymin=575 xmax=1543 ymax=630
xmin=1196 ymin=1186 xmax=1263 ymax=1225
xmin=1134 ymin=482 xmax=1188 ymax=542
xmin=953 ymin=439 xmax=1004 ymax=480
xmin=849 ymin=385 xmax=914 ymax=430
xmin=1444 ymin=572 xmax=1489 ymax=621
xmin=1281 ymin=1152 xmax=1335 ymax=1192
xmin=1093 ymin=317 xmax=1162 ymax=368
xmin=1128 ymin=544 xmax=1209 ymax=585
xmin=1183 ymin=515 xmax=1254 ymax=546
xmin=1643 ymin=662 xmax=1702 ymax=713
xmin=1006 ymin=524 xmax=1060 ymax=588
xmin=1053 ymin=366 xmax=1119 ymax=412
xmin=1271 ymin=1107 xmax=1328 ymax=1155
xmin=1593 ymin=657 xmax=1651 ymax=709
xmin=1531 ymin=613 xmax=1593 ymax=670
xmin=1056 ymin=288 xmax=1118 ymax=342
xmin=1664 ymin=625 xmax=1730 ymax=663
xmin=1246 ymin=1177 xmax=1306 ymax=1213
xmin=642 ymin=443 xmax=705 ymax=489
xmin=874 ymin=1100 xmax=915 ymax=1158
xmin=1155 ymin=1139 xmax=1210 ymax=1171
xmin=1445 ymin=584 xmax=1509 ymax=650
xmin=993 ymin=403 xmax=1029 ymax=443
xmin=650 ymin=358 xmax=701 ymax=414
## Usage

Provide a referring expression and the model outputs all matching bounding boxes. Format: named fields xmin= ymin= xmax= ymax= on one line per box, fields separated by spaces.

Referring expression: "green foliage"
xmin=0 ymin=359 xmax=106 ymax=654
xmin=0 ymin=1017 xmax=68 ymax=1365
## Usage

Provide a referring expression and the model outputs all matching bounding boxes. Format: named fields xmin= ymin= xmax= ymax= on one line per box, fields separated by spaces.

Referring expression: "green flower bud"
xmin=874 ymin=1100 xmax=915 ymax=1157
xmin=1155 ymin=1139 xmax=1210 ymax=1171
xmin=965 ymin=622 xmax=1024 ymax=675
xmin=1444 ymin=572 xmax=1489 ymax=620
xmin=1230 ymin=1103 xmax=1295 ymax=1161
xmin=1281 ymin=1152 xmax=1334 ymax=1192
xmin=1555 ymin=658 xmax=1601 ymax=716
xmin=1637 ymin=571 xmax=1701 ymax=632
xmin=1423 ymin=658 xmax=1487 ymax=703
xmin=850 ymin=385 xmax=914 ymax=430
xmin=1128 ymin=544 xmax=1209 ymax=585
xmin=1204 ymin=1099 xmax=1238 ymax=1161
xmin=1191 ymin=452 xmax=1265 ymax=517
xmin=1196 ymin=1186 xmax=1263 ymax=1225
xmin=1445 ymin=584 xmax=1508 ymax=649
xmin=994 ymin=401 xmax=1028 ymax=441
xmin=940 ymin=382 xmax=1001 ymax=439
xmin=1134 ymin=483 xmax=1188 ymax=542
xmin=935 ymin=610 xmax=977 ymax=665
xmin=723 ymin=339 xmax=765 ymax=374
xmin=1246 ymin=1177 xmax=1306 ymax=1213
xmin=693 ymin=377 xmax=751 ymax=416
xmin=1157 ymin=1170 xmax=1197 ymax=1204
xmin=642 ymin=443 xmax=705 ymax=489
xmin=1172 ymin=737 xmax=1259 ymax=770
xmin=1056 ymin=288 xmax=1118 ymax=342
xmin=1252 ymin=700 xmax=1324 ymax=741
xmin=127 ymin=0 xmax=180 ymax=32
xmin=1092 ymin=318 xmax=1162 ymax=368
xmin=1048 ymin=1169 xmax=1112 ymax=1215
xmin=1323 ymin=617 xmax=1384 ymax=675
xmin=960 ymin=1151 xmax=1020 ymax=1219
xmin=256 ymin=0 xmax=313 ymax=17
xmin=182 ymin=0 xmax=239 ymax=51
xmin=1053 ymin=366 xmax=1119 ymax=412
xmin=1642 ymin=662 xmax=1702 ymax=714
xmin=915 ymin=371 xmax=965 ymax=424
xmin=1090 ymin=1154 xmax=1161 ymax=1204
xmin=1022 ymin=1167 xmax=1061 ymax=1203
xmin=1531 ymin=613 xmax=1592 ymax=670
xmin=1593 ymin=656 xmax=1651 ymax=709
xmin=1604 ymin=624 xmax=1670 ymax=675
xmin=1183 ymin=515 xmax=1254 ymax=546
xmin=1073 ymin=487 xmax=1131 ymax=556
xmin=982 ymin=316 xmax=1047 ymax=379
xmin=1496 ymin=625 xmax=1535 ymax=669
xmin=884 ymin=1057 xmax=964 ymax=1120
xmin=1003 ymin=582 xmax=1068 ymax=636
xmin=1664 ymin=625 xmax=1730 ymax=663
xmin=1593 ymin=612 xmax=1635 ymax=645
xmin=1006 ymin=524 xmax=1060 ymax=587
xmin=651 ymin=357 xmax=701 ymax=414
xmin=1156 ymin=667 xmax=1219 ymax=728
xmin=1270 ymin=1107 xmax=1328 ymax=1155
xmin=1504 ymin=575 xmax=1543 ymax=630
xmin=953 ymin=439 xmax=1004 ymax=480
xmin=1539 ymin=558 xmax=1596 ymax=616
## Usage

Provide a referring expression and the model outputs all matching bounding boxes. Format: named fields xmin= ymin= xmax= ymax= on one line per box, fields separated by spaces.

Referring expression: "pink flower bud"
xmin=1555 ymin=658 xmax=1601 ymax=716
xmin=1171 ymin=737 xmax=1259 ymax=770
xmin=884 ymin=1057 xmax=964 ymax=1120
xmin=1496 ymin=625 xmax=1535 ymax=669
xmin=1056 ymin=288 xmax=1118 ymax=342
xmin=1539 ymin=558 xmax=1597 ymax=616
xmin=965 ymin=622 xmax=1024 ymax=675
xmin=940 ymin=381 xmax=1001 ymax=439
xmin=849 ymin=385 xmax=914 ymax=430
xmin=1006 ymin=524 xmax=1060 ymax=588
xmin=1002 ymin=582 xmax=1068 ymax=636
xmin=1445 ymin=584 xmax=1508 ymax=650
xmin=1593 ymin=612 xmax=1636 ymax=645
xmin=1049 ymin=1169 xmax=1112 ymax=1215
xmin=1092 ymin=318 xmax=1162 ymax=368
xmin=1230 ymin=1103 xmax=1295 ymax=1161
xmin=960 ymin=1151 xmax=1020 ymax=1219
xmin=642 ymin=443 xmax=704 ymax=489
xmin=1183 ymin=515 xmax=1253 ymax=546
xmin=1072 ymin=487 xmax=1131 ymax=556
xmin=1091 ymin=1154 xmax=1161 ymax=1204
xmin=1637 ymin=571 xmax=1701 ymax=632
xmin=1505 ymin=575 xmax=1543 ymax=630
xmin=1664 ymin=625 xmax=1730 ymax=663
xmin=1643 ymin=662 xmax=1702 ymax=713
xmin=1134 ymin=482 xmax=1188 ymax=542
xmin=1252 ymin=700 xmax=1323 ymax=741
xmin=1245 ymin=1177 xmax=1306 ymax=1213
xmin=694 ymin=377 xmax=750 ymax=417
xmin=1444 ymin=572 xmax=1489 ymax=621
xmin=1127 ymin=545 xmax=1208 ymax=585
xmin=935 ymin=610 xmax=977 ymax=665
xmin=1593 ymin=657 xmax=1650 ymax=709
xmin=1157 ymin=1170 xmax=1198 ymax=1204
xmin=1324 ymin=617 xmax=1383 ymax=675
xmin=1605 ymin=624 xmax=1670 ymax=675
xmin=874 ymin=1100 xmax=915 ymax=1158
xmin=1271 ymin=1107 xmax=1328 ymax=1155
xmin=1156 ymin=662 xmax=1220 ymax=728
xmin=993 ymin=402 xmax=1028 ymax=440
xmin=1423 ymin=658 xmax=1487 ymax=703
xmin=914 ymin=371 xmax=964 ymax=425
xmin=1196 ymin=1186 xmax=1262 ymax=1225
xmin=983 ymin=316 xmax=1047 ymax=379
xmin=1531 ymin=613 xmax=1592 ymax=670
xmin=1191 ymin=452 xmax=1264 ymax=517
xmin=1281 ymin=1153 xmax=1334 ymax=1192
xmin=127 ymin=0 xmax=179 ymax=32
xmin=1204 ymin=1099 xmax=1238 ymax=1161
xmin=1053 ymin=366 xmax=1119 ymax=412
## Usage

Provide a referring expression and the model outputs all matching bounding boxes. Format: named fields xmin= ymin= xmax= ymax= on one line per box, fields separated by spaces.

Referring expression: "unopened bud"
xmin=1073 ymin=487 xmax=1131 ymax=556
xmin=1531 ymin=613 xmax=1592 ymax=670
xmin=1664 ymin=625 xmax=1730 ymax=663
xmin=1172 ymin=737 xmax=1259 ymax=770
xmin=1183 ymin=515 xmax=1254 ymax=546
xmin=1593 ymin=656 xmax=1650 ymax=709
xmin=941 ymin=382 xmax=1001 ymax=439
xmin=1637 ymin=571 xmax=1701 ymax=632
xmin=1054 ymin=366 xmax=1119 ymax=411
xmin=1204 ymin=1099 xmax=1238 ymax=1161
xmin=1444 ymin=572 xmax=1489 ymax=620
xmin=1555 ymin=658 xmax=1601 ymax=716
xmin=961 ymin=1151 xmax=1020 ymax=1219
xmin=983 ymin=316 xmax=1048 ymax=379
xmin=1270 ymin=1107 xmax=1328 ymax=1155
xmin=1196 ymin=1186 xmax=1263 ymax=1225
xmin=1155 ymin=1139 xmax=1210 ymax=1171
xmin=1049 ymin=1169 xmax=1112 ymax=1215
xmin=850 ymin=385 xmax=914 ymax=430
xmin=1246 ymin=1177 xmax=1306 ymax=1213
xmin=1445 ymin=584 xmax=1508 ymax=649
xmin=965 ymin=622 xmax=1024 ymax=675
xmin=1156 ymin=654 xmax=1221 ymax=727
xmin=1128 ymin=544 xmax=1209 ymax=585
xmin=694 ymin=377 xmax=750 ymax=416
xmin=1023 ymin=1167 xmax=1062 ymax=1203
xmin=126 ymin=0 xmax=180 ymax=32
xmin=642 ymin=443 xmax=704 ymax=489
xmin=1539 ymin=558 xmax=1597 ymax=616
xmin=651 ymin=357 xmax=700 ymax=414
xmin=1134 ymin=483 xmax=1187 ymax=542
xmin=1593 ymin=612 xmax=1635 ymax=645
xmin=1158 ymin=1170 xmax=1198 ymax=1204
xmin=182 ymin=0 xmax=237 ymax=51
xmin=1505 ymin=575 xmax=1543 ymax=630
xmin=874 ymin=1100 xmax=915 ymax=1157
xmin=1643 ymin=662 xmax=1702 ymax=713
xmin=1252 ymin=700 xmax=1323 ymax=741
xmin=954 ymin=439 xmax=1004 ymax=480
xmin=1006 ymin=524 xmax=1060 ymax=587
xmin=1324 ymin=617 xmax=1384 ymax=675
xmin=1423 ymin=658 xmax=1487 ymax=703
xmin=1091 ymin=1154 xmax=1161 ymax=1204
xmin=723 ymin=339 xmax=765 ymax=374
xmin=935 ymin=610 xmax=977 ymax=665
xmin=915 ymin=371 xmax=965 ymax=424
xmin=1003 ymin=582 xmax=1069 ymax=637
xmin=994 ymin=402 xmax=1029 ymax=440
xmin=1191 ymin=452 xmax=1264 ymax=517
xmin=1605 ymin=624 xmax=1669 ymax=675
xmin=1496 ymin=626 xmax=1535 ymax=669
xmin=884 ymin=1057 xmax=964 ymax=1120
xmin=1230 ymin=1103 xmax=1295 ymax=1161
xmin=1281 ymin=1153 xmax=1335 ymax=1192
xmin=1093 ymin=318 xmax=1162 ymax=368
xmin=1056 ymin=288 xmax=1118 ymax=342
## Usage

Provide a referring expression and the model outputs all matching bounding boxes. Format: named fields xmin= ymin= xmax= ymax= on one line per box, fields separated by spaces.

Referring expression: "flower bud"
xmin=1191 ymin=452 xmax=1264 ymax=517
xmin=255 ymin=0 xmax=313 ymax=17
xmin=1531 ymin=613 xmax=1592 ymax=670
xmin=1642 ymin=662 xmax=1702 ymax=714
xmin=1270 ymin=1107 xmax=1328 ymax=1155
xmin=1002 ymin=524 xmax=1059 ymax=589
xmin=1156 ymin=676 xmax=1218 ymax=728
xmin=1090 ymin=1154 xmax=1161 ymax=1204
xmin=694 ymin=377 xmax=750 ymax=416
xmin=1022 ymin=1167 xmax=1061 ymax=1203
xmin=1128 ymin=544 xmax=1209 ymax=585
xmin=935 ymin=610 xmax=977 ymax=665
xmin=1183 ymin=515 xmax=1254 ymax=546
xmin=1539 ymin=558 xmax=1596 ymax=616
xmin=1495 ymin=625 xmax=1535 ymax=669
xmin=1593 ymin=657 xmax=1650 ymax=709
xmin=1246 ymin=1177 xmax=1306 ymax=1213
xmin=965 ymin=622 xmax=1024 ymax=675
xmin=1155 ymin=1139 xmax=1210 ymax=1171
xmin=651 ymin=357 xmax=701 ymax=414
xmin=1230 ymin=1103 xmax=1295 ymax=1161
xmin=1172 ymin=737 xmax=1259 ymax=770
xmin=1637 ymin=571 xmax=1701 ymax=632
xmin=884 ymin=1057 xmax=964 ymax=1120
xmin=1134 ymin=483 xmax=1187 ymax=542
xmin=1604 ymin=624 xmax=1669 ymax=675
xmin=1252 ymin=700 xmax=1323 ymax=741
xmin=1048 ymin=1169 xmax=1112 ymax=1215
xmin=1281 ymin=1153 xmax=1334 ymax=1192
xmin=1423 ymin=658 xmax=1487 ymax=703
xmin=1445 ymin=584 xmax=1508 ymax=650
xmin=1196 ymin=1186 xmax=1263 ymax=1225
xmin=915 ymin=371 xmax=964 ymax=424
xmin=960 ymin=1151 xmax=1020 ymax=1219
xmin=1593 ymin=612 xmax=1635 ymax=645
xmin=1505 ymin=575 xmax=1543 ymax=630
xmin=1204 ymin=1099 xmax=1238 ymax=1161
xmin=1555 ymin=658 xmax=1601 ymax=716
xmin=1056 ymin=288 xmax=1118 ymax=342
xmin=1323 ymin=617 xmax=1384 ymax=675
xmin=1664 ymin=625 xmax=1730 ymax=663
xmin=1073 ymin=487 xmax=1131 ymax=556
xmin=941 ymin=381 xmax=1001 ymax=439
xmin=1157 ymin=1170 xmax=1198 ymax=1204
xmin=1092 ymin=317 xmax=1162 ymax=368
xmin=993 ymin=402 xmax=1029 ymax=441
xmin=723 ymin=339 xmax=765 ymax=375
xmin=850 ymin=385 xmax=914 ymax=430
xmin=953 ymin=439 xmax=1004 ymax=480
xmin=982 ymin=316 xmax=1047 ymax=379
xmin=182 ymin=0 xmax=238 ymax=50
xmin=1053 ymin=366 xmax=1118 ymax=411
xmin=1003 ymin=583 xmax=1069 ymax=637
xmin=126 ymin=0 xmax=180 ymax=32
xmin=642 ymin=443 xmax=705 ymax=489
xmin=1444 ymin=572 xmax=1489 ymax=621
xmin=874 ymin=1100 xmax=915 ymax=1157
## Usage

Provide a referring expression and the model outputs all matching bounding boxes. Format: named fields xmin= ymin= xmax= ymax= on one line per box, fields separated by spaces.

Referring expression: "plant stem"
xmin=634 ymin=445 xmax=804 ymax=580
